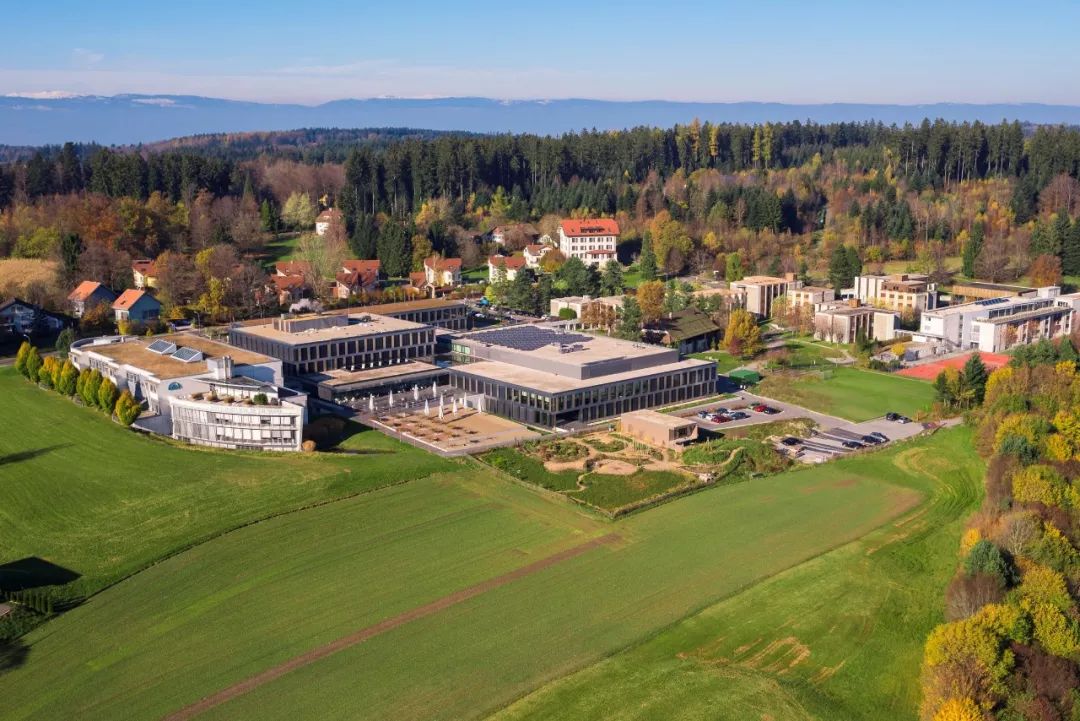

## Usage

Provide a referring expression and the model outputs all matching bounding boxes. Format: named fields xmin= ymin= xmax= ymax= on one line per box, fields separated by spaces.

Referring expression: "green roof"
xmin=728 ymin=369 xmax=762 ymax=383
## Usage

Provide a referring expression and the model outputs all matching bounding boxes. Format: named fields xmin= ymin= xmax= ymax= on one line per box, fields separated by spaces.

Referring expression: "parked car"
xmin=697 ymin=411 xmax=710 ymax=419
xmin=886 ymin=412 xmax=912 ymax=424
xmin=869 ymin=431 xmax=889 ymax=442
xmin=711 ymin=407 xmax=729 ymax=415
xmin=780 ymin=436 xmax=801 ymax=447
xmin=728 ymin=411 xmax=749 ymax=420
xmin=752 ymin=404 xmax=769 ymax=413
xmin=761 ymin=406 xmax=780 ymax=415
xmin=860 ymin=435 xmax=882 ymax=445
xmin=711 ymin=414 xmax=732 ymax=423
xmin=841 ymin=440 xmax=864 ymax=449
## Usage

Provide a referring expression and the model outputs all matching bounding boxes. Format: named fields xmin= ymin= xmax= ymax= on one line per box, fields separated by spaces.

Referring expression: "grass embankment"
xmin=756 ymin=366 xmax=936 ymax=422
xmin=0 ymin=431 xmax=957 ymax=721
xmin=0 ymin=367 xmax=454 ymax=600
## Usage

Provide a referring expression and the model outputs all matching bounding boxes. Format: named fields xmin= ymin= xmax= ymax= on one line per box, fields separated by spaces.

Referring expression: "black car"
xmin=869 ymin=431 xmax=889 ymax=442
xmin=780 ymin=436 xmax=801 ymax=447
xmin=728 ymin=411 xmax=749 ymax=420
xmin=841 ymin=440 xmax=864 ymax=450
xmin=761 ymin=406 xmax=781 ymax=415
xmin=885 ymin=412 xmax=900 ymax=421
xmin=860 ymin=435 xmax=882 ymax=445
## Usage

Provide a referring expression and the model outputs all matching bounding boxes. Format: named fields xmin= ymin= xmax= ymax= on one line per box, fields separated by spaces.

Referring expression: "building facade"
xmin=813 ymin=301 xmax=899 ymax=343
xmin=423 ymin=256 xmax=462 ymax=287
xmin=556 ymin=219 xmax=619 ymax=266
xmin=68 ymin=281 xmax=117 ymax=317
xmin=131 ymin=259 xmax=158 ymax=289
xmin=112 ymin=289 xmax=162 ymax=324
xmin=228 ymin=312 xmax=436 ymax=377
xmin=488 ymin=255 xmax=527 ymax=282
xmin=730 ymin=275 xmax=799 ymax=317
xmin=449 ymin=324 xmax=715 ymax=427
xmin=850 ymin=273 xmax=938 ymax=313
xmin=914 ymin=287 xmax=1080 ymax=352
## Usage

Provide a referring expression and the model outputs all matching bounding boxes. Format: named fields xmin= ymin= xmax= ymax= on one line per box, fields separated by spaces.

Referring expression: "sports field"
xmin=0 ymin=368 xmax=453 ymax=598
xmin=896 ymin=351 xmax=1009 ymax=380
xmin=0 ymin=423 xmax=981 ymax=721
xmin=756 ymin=366 xmax=937 ymax=421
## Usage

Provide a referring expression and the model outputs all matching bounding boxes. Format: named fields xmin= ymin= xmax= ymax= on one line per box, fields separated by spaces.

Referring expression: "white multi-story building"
xmin=556 ymin=219 xmax=619 ymax=266
xmin=914 ymin=287 xmax=1080 ymax=353
xmin=70 ymin=333 xmax=308 ymax=451
xmin=523 ymin=244 xmax=552 ymax=269
xmin=848 ymin=273 xmax=938 ymax=313
xmin=729 ymin=274 xmax=800 ymax=318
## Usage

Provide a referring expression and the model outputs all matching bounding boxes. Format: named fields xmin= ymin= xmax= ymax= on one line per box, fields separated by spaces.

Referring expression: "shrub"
xmin=96 ymin=379 xmax=119 ymax=415
xmin=80 ymin=369 xmax=102 ymax=406
xmin=23 ymin=346 xmax=42 ymax=383
xmin=1012 ymin=466 xmax=1071 ymax=509
xmin=113 ymin=391 xmax=141 ymax=426
xmin=301 ymin=440 xmax=317 ymax=452
xmin=57 ymin=360 xmax=78 ymax=396
xmin=945 ymin=573 xmax=1004 ymax=621
xmin=252 ymin=393 xmax=268 ymax=405
xmin=13 ymin=341 xmax=31 ymax=378
xmin=36 ymin=363 xmax=53 ymax=389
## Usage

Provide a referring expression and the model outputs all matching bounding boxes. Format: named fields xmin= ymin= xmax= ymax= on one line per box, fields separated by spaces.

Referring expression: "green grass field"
xmin=493 ymin=428 xmax=983 ymax=721
xmin=0 ymin=427 xmax=981 ymax=721
xmin=0 ymin=368 xmax=453 ymax=598
xmin=259 ymin=232 xmax=303 ymax=267
xmin=688 ymin=350 xmax=743 ymax=374
xmin=756 ymin=366 xmax=936 ymax=421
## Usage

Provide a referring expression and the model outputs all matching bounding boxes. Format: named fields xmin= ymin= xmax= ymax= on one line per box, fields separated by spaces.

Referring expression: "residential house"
xmin=112 ymin=289 xmax=162 ymax=325
xmin=488 ymin=255 xmax=527 ymax=282
xmin=424 ymin=256 xmax=462 ymax=287
xmin=549 ymin=295 xmax=624 ymax=319
xmin=0 ymin=298 xmax=71 ymax=338
xmin=269 ymin=274 xmax=306 ymax=305
xmin=315 ymin=208 xmax=343 ymax=236
xmin=523 ymin=244 xmax=552 ymax=269
xmin=556 ymin=219 xmax=619 ymax=266
xmin=274 ymin=260 xmax=312 ymax=278
xmin=491 ymin=224 xmax=539 ymax=247
xmin=131 ymin=259 xmax=158 ymax=289
xmin=68 ymin=281 xmax=117 ymax=317
xmin=652 ymin=307 xmax=723 ymax=355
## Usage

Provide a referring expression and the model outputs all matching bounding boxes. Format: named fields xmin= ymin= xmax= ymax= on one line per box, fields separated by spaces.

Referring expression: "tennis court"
xmin=896 ymin=351 xmax=1009 ymax=380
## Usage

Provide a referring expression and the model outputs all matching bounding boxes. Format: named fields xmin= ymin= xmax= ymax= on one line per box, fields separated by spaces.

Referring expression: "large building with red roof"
xmin=557 ymin=218 xmax=619 ymax=266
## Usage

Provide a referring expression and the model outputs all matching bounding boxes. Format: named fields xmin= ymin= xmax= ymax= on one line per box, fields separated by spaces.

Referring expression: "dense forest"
xmin=3 ymin=119 xmax=1080 ymax=320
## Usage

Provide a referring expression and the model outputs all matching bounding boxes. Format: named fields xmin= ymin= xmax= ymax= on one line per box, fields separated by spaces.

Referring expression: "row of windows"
xmin=173 ymin=406 xmax=300 ymax=427
xmin=288 ymin=344 xmax=434 ymax=376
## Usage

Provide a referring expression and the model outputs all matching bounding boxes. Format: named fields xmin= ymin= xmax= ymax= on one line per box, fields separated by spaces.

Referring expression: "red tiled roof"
xmin=316 ymin=208 xmax=342 ymax=222
xmin=409 ymin=272 xmax=427 ymax=287
xmin=524 ymin=244 xmax=550 ymax=255
xmin=69 ymin=280 xmax=103 ymax=302
xmin=489 ymin=255 xmax=527 ymax=270
xmin=112 ymin=289 xmax=157 ymax=310
xmin=275 ymin=260 xmax=311 ymax=276
xmin=271 ymin=275 xmax=306 ymax=291
xmin=335 ymin=270 xmax=360 ymax=287
xmin=559 ymin=218 xmax=619 ymax=237
xmin=424 ymin=256 xmax=462 ymax=271
xmin=132 ymin=259 xmax=157 ymax=275
xmin=341 ymin=259 xmax=380 ymax=274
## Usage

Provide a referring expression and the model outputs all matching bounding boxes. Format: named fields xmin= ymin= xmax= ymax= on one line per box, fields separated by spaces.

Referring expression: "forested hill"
xmin=4 ymin=94 xmax=1080 ymax=146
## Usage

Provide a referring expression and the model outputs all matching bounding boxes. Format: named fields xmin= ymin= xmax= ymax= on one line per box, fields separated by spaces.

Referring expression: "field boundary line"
xmin=161 ymin=532 xmax=620 ymax=721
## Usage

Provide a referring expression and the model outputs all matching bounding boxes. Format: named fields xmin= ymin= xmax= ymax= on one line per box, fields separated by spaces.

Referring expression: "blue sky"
xmin=2 ymin=0 xmax=1078 ymax=104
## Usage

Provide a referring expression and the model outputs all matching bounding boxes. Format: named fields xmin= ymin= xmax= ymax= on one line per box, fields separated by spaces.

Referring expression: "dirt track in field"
xmin=161 ymin=533 xmax=620 ymax=721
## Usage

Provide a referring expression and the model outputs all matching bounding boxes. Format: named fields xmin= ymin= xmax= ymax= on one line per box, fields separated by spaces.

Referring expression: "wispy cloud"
xmin=4 ymin=90 xmax=87 ymax=99
xmin=71 ymin=48 xmax=105 ymax=67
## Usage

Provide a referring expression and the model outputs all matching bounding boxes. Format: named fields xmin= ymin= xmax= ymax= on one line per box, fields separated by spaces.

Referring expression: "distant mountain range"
xmin=3 ymin=94 xmax=1080 ymax=147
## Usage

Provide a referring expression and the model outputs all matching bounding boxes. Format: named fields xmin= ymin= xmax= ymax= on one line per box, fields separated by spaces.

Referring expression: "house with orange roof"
xmin=523 ymin=244 xmax=553 ymax=269
xmin=112 ymin=289 xmax=162 ymax=324
xmin=557 ymin=218 xmax=620 ymax=266
xmin=423 ymin=256 xmax=462 ymax=287
xmin=488 ymin=255 xmax=527 ymax=282
xmin=315 ymin=208 xmax=343 ymax=236
xmin=131 ymin=259 xmax=158 ymax=289
xmin=68 ymin=280 xmax=117 ymax=317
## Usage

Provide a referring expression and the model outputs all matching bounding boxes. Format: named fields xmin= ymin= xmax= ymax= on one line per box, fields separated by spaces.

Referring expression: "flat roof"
xmin=233 ymin=313 xmax=427 ymax=345
xmin=925 ymin=294 xmax=1049 ymax=317
xmin=301 ymin=361 xmax=441 ymax=388
xmin=451 ymin=357 xmax=712 ymax=394
xmin=82 ymin=334 xmax=273 ymax=380
xmin=974 ymin=304 xmax=1073 ymax=325
xmin=621 ymin=409 xmax=696 ymax=429
xmin=458 ymin=325 xmax=672 ymax=366
xmin=234 ymin=298 xmax=465 ymax=328
xmin=950 ymin=281 xmax=1033 ymax=291
xmin=734 ymin=275 xmax=788 ymax=285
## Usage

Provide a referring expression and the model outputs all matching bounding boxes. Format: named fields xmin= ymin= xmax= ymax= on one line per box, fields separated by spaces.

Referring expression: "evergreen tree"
xmin=1057 ymin=337 xmax=1078 ymax=362
xmin=615 ymin=297 xmax=643 ymax=341
xmin=97 ymin=379 xmax=119 ymax=415
xmin=350 ymin=214 xmax=379 ymax=260
xmin=599 ymin=260 xmax=624 ymax=296
xmin=725 ymin=251 xmax=744 ymax=282
xmin=1062 ymin=219 xmax=1080 ymax=277
xmin=259 ymin=199 xmax=279 ymax=233
xmin=59 ymin=232 xmax=83 ymax=285
xmin=829 ymin=246 xmax=860 ymax=290
xmin=555 ymin=257 xmax=599 ymax=296
xmin=14 ymin=341 xmax=31 ymax=379
xmin=376 ymin=221 xmax=412 ymax=277
xmin=638 ymin=234 xmax=658 ymax=281
xmin=963 ymin=222 xmax=984 ymax=278
xmin=507 ymin=267 xmax=537 ymax=314
xmin=24 ymin=346 xmax=42 ymax=383
xmin=961 ymin=351 xmax=988 ymax=405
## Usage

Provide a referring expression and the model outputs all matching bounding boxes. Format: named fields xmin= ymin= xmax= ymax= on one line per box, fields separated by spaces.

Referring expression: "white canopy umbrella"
xmin=478 ymin=396 xmax=484 ymax=413
xmin=413 ymin=384 xmax=419 ymax=401
xmin=424 ymin=399 xmax=430 ymax=416
xmin=438 ymin=400 xmax=444 ymax=420
xmin=368 ymin=394 xmax=374 ymax=412
xmin=431 ymin=380 xmax=438 ymax=398
xmin=452 ymin=397 xmax=458 ymax=415
xmin=388 ymin=389 xmax=394 ymax=407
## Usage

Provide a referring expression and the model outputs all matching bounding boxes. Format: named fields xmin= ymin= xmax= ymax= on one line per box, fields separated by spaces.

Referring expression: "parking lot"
xmin=675 ymin=391 xmax=929 ymax=463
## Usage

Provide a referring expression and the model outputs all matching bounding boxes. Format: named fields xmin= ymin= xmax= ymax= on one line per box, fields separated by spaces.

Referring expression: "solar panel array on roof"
xmin=975 ymin=297 xmax=1009 ymax=306
xmin=468 ymin=326 xmax=593 ymax=352
xmin=146 ymin=339 xmax=177 ymax=355
xmin=171 ymin=346 xmax=204 ymax=363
